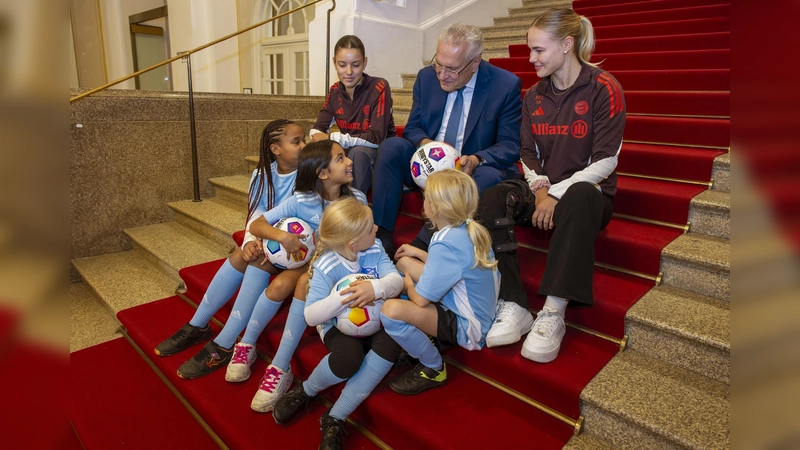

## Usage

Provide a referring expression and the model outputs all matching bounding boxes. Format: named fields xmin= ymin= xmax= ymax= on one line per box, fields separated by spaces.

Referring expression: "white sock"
xmin=543 ymin=295 xmax=568 ymax=317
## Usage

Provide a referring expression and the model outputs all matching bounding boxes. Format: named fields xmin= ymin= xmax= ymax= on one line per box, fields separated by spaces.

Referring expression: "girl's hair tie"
xmin=465 ymin=218 xmax=473 ymax=225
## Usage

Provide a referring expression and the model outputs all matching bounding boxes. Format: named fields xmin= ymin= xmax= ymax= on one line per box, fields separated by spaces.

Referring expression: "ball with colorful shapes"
xmin=331 ymin=273 xmax=383 ymax=337
xmin=264 ymin=217 xmax=317 ymax=269
xmin=409 ymin=141 xmax=461 ymax=189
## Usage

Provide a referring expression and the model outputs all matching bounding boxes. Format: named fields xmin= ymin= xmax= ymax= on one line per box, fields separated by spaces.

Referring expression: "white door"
xmin=260 ymin=42 xmax=308 ymax=95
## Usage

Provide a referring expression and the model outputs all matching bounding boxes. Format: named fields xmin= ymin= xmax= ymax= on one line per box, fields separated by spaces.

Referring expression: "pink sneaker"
xmin=225 ymin=342 xmax=256 ymax=382
xmin=251 ymin=364 xmax=294 ymax=412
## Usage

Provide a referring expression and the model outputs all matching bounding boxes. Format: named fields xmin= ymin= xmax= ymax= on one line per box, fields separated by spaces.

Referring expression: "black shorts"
xmin=433 ymin=302 xmax=459 ymax=347
xmin=322 ymin=326 xmax=401 ymax=378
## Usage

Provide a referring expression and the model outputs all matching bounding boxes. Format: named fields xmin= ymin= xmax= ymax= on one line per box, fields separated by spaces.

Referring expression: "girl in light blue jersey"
xmin=242 ymin=140 xmax=370 ymax=413
xmin=154 ymin=119 xmax=307 ymax=381
xmin=271 ymin=198 xmax=403 ymax=448
xmin=381 ymin=169 xmax=499 ymax=395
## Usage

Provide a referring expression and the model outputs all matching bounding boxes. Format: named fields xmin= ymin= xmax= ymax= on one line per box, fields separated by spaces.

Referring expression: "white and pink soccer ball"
xmin=263 ymin=217 xmax=317 ymax=270
xmin=410 ymin=141 xmax=462 ymax=189
xmin=331 ymin=273 xmax=383 ymax=338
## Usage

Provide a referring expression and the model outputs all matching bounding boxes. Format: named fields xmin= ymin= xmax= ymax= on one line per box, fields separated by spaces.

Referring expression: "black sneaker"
xmin=394 ymin=349 xmax=418 ymax=367
xmin=154 ymin=323 xmax=212 ymax=356
xmin=319 ymin=409 xmax=347 ymax=450
xmin=176 ymin=340 xmax=233 ymax=379
xmin=389 ymin=363 xmax=447 ymax=396
xmin=273 ymin=383 xmax=316 ymax=424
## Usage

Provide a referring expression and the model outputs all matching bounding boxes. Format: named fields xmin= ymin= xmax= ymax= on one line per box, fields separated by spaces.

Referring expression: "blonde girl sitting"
xmin=272 ymin=197 xmax=403 ymax=450
xmin=380 ymin=169 xmax=499 ymax=395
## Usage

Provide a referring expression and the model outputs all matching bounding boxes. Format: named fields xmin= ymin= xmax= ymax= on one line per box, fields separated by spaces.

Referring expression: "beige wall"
xmin=71 ymin=0 xmax=108 ymax=88
xmin=70 ymin=89 xmax=322 ymax=268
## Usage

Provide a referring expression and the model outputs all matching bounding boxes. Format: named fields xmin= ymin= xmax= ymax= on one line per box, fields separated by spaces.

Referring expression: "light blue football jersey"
xmin=414 ymin=224 xmax=500 ymax=350
xmin=248 ymin=161 xmax=296 ymax=222
xmin=263 ymin=188 xmax=367 ymax=230
xmin=306 ymin=240 xmax=398 ymax=339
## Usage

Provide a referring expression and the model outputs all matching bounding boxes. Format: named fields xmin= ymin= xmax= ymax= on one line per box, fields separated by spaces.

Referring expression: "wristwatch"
xmin=476 ymin=155 xmax=485 ymax=166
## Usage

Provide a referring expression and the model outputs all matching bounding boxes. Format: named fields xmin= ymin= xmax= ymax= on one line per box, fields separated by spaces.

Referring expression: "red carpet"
xmin=510 ymin=32 xmax=729 ymax=55
xmin=71 ymin=338 xmax=219 ymax=450
xmin=117 ymin=297 xmax=379 ymax=450
xmin=3 ymin=341 xmax=69 ymax=449
xmin=118 ymin=295 xmax=571 ymax=449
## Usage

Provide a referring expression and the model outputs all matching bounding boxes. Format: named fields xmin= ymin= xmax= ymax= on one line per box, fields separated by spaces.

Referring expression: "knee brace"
xmin=485 ymin=179 xmax=533 ymax=254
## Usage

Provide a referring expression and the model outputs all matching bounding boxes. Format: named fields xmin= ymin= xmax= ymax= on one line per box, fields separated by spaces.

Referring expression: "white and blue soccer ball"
xmin=331 ymin=273 xmax=383 ymax=338
xmin=263 ymin=217 xmax=316 ymax=270
xmin=410 ymin=141 xmax=462 ymax=189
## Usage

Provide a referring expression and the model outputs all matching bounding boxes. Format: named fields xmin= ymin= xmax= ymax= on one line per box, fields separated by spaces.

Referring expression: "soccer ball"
xmin=263 ymin=217 xmax=317 ymax=269
xmin=331 ymin=273 xmax=383 ymax=338
xmin=410 ymin=141 xmax=462 ymax=189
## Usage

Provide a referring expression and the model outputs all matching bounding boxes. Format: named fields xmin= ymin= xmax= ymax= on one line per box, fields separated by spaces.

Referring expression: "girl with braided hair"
xmin=154 ymin=119 xmax=306 ymax=379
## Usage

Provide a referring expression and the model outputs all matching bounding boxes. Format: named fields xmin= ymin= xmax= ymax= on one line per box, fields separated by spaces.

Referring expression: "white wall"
xmin=167 ymin=0 xmax=241 ymax=93
xmin=97 ymin=0 xmax=240 ymax=92
xmin=307 ymin=0 xmax=521 ymax=94
xmin=100 ymin=0 xmax=167 ymax=90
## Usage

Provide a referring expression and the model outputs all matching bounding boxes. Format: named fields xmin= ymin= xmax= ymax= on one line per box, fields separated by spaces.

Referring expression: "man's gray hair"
xmin=439 ymin=23 xmax=483 ymax=60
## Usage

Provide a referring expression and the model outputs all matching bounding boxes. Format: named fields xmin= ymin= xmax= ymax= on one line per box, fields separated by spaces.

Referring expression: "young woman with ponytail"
xmin=379 ymin=169 xmax=500 ymax=395
xmin=480 ymin=8 xmax=626 ymax=364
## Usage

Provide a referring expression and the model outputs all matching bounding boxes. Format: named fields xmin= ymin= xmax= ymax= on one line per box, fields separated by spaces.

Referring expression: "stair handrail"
xmin=70 ymin=0 xmax=327 ymax=103
xmin=71 ymin=0 xmax=335 ymax=203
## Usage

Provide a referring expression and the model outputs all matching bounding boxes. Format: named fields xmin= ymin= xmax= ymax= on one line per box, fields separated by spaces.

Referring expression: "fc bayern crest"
xmin=427 ymin=146 xmax=447 ymax=161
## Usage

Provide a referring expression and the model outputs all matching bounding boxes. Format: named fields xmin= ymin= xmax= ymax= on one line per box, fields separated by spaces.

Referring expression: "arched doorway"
xmin=253 ymin=0 xmax=315 ymax=95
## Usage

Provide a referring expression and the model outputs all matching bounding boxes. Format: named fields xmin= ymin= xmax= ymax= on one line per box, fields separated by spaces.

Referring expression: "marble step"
xmin=393 ymin=108 xmax=410 ymax=126
xmin=689 ymin=189 xmax=730 ymax=239
xmin=513 ymin=1 xmax=579 ymax=15
xmin=168 ymin=197 xmax=245 ymax=251
xmin=392 ymin=89 xmax=413 ymax=108
xmin=484 ymin=50 xmax=512 ymax=60
xmin=482 ymin=24 xmax=534 ymax=40
xmin=71 ymin=250 xmax=177 ymax=315
xmin=521 ymin=0 xmax=573 ymax=6
xmin=70 ymin=282 xmax=122 ymax=353
xmin=401 ymin=74 xmax=418 ymax=90
xmin=246 ymin=155 xmax=259 ymax=173
xmin=660 ymin=232 xmax=730 ymax=301
xmin=625 ymin=285 xmax=729 ymax=383
xmin=209 ymin=174 xmax=251 ymax=208
xmin=711 ymin=152 xmax=730 ymax=192
xmin=123 ymin=222 xmax=230 ymax=287
xmin=581 ymin=349 xmax=729 ymax=450
xmin=563 ymin=433 xmax=618 ymax=450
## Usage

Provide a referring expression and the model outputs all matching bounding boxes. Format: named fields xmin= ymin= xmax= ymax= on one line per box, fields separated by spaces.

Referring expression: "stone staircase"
xmin=70 ymin=139 xmax=731 ymax=450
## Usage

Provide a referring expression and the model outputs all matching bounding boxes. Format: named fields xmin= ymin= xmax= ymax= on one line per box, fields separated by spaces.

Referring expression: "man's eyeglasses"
xmin=429 ymin=53 xmax=481 ymax=78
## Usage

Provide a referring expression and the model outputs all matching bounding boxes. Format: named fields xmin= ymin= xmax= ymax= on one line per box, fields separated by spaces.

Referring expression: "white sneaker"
xmin=485 ymin=300 xmax=535 ymax=348
xmin=251 ymin=364 xmax=294 ymax=413
xmin=225 ymin=342 xmax=257 ymax=382
xmin=521 ymin=307 xmax=566 ymax=363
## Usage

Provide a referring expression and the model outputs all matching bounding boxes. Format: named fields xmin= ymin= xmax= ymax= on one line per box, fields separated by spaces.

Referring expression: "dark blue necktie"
xmin=444 ymin=88 xmax=464 ymax=148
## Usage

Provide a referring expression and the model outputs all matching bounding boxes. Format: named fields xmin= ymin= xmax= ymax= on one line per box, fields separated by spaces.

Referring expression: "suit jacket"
xmin=403 ymin=60 xmax=522 ymax=170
